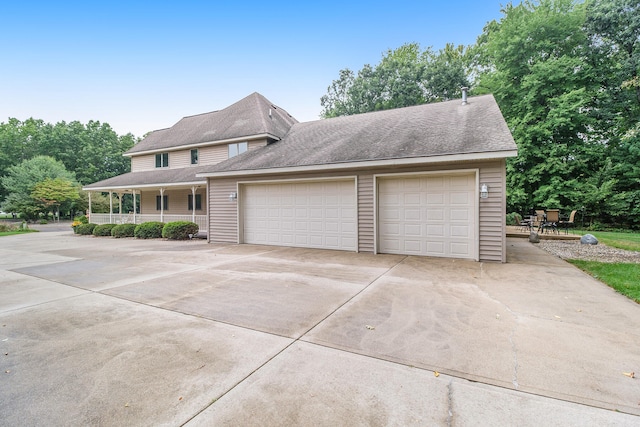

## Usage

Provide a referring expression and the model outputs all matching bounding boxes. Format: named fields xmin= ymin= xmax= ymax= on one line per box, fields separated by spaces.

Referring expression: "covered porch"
xmin=85 ymin=184 xmax=208 ymax=236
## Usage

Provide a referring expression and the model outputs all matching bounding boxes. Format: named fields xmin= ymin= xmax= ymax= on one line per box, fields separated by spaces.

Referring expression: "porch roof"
xmin=82 ymin=165 xmax=208 ymax=192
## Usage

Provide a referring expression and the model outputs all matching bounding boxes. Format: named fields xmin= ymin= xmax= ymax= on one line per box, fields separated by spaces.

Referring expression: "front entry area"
xmin=377 ymin=172 xmax=478 ymax=260
xmin=241 ymin=179 xmax=357 ymax=251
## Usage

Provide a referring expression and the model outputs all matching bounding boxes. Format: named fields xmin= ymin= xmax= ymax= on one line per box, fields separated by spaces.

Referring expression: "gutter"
xmin=197 ymin=150 xmax=519 ymax=178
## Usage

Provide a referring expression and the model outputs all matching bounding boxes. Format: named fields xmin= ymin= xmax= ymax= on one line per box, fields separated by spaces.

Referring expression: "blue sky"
xmin=1 ymin=1 xmax=510 ymax=137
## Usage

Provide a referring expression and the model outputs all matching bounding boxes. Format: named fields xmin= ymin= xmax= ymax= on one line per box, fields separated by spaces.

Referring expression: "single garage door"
xmin=378 ymin=173 xmax=477 ymax=259
xmin=242 ymin=180 xmax=357 ymax=251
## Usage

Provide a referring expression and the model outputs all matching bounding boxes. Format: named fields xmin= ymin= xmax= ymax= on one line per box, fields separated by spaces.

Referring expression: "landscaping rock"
xmin=529 ymin=232 xmax=540 ymax=243
xmin=580 ymin=234 xmax=599 ymax=245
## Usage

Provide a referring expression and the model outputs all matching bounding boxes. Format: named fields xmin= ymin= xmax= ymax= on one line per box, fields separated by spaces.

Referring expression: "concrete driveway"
xmin=1 ymin=228 xmax=638 ymax=426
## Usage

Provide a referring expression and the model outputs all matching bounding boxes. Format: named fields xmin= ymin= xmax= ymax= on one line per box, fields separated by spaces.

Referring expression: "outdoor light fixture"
xmin=229 ymin=192 xmax=237 ymax=202
xmin=480 ymin=183 xmax=489 ymax=199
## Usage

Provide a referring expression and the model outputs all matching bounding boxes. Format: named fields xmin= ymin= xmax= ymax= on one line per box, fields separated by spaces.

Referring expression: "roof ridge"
xmin=254 ymin=93 xmax=271 ymax=134
xmin=182 ymin=110 xmax=220 ymax=119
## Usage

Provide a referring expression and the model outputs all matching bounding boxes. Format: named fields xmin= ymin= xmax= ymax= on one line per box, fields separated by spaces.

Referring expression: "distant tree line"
xmin=0 ymin=118 xmax=137 ymax=220
xmin=321 ymin=0 xmax=639 ymax=229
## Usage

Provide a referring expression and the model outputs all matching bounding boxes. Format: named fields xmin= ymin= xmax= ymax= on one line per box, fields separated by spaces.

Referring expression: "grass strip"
xmin=569 ymin=260 xmax=640 ymax=303
xmin=0 ymin=230 xmax=38 ymax=237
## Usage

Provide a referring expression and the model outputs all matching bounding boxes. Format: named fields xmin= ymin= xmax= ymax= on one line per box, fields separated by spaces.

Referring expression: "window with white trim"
xmin=155 ymin=152 xmax=169 ymax=168
xmin=228 ymin=142 xmax=248 ymax=158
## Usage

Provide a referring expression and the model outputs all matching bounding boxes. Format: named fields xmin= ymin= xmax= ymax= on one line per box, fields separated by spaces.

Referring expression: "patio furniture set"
xmin=514 ymin=209 xmax=577 ymax=234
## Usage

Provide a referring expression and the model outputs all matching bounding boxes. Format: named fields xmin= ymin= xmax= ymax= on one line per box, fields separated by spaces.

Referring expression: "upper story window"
xmin=191 ymin=149 xmax=198 ymax=165
xmin=228 ymin=142 xmax=248 ymax=159
xmin=155 ymin=152 xmax=169 ymax=168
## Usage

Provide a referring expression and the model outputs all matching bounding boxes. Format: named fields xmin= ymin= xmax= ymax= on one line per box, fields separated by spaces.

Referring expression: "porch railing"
xmin=88 ymin=213 xmax=207 ymax=234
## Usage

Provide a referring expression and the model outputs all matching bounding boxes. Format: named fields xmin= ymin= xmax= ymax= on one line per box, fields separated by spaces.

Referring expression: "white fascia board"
xmin=82 ymin=180 xmax=206 ymax=191
xmin=123 ymin=133 xmax=280 ymax=157
xmin=197 ymin=150 xmax=518 ymax=178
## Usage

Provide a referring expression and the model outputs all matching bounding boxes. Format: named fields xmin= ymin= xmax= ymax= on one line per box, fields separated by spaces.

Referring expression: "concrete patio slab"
xmin=0 ymin=228 xmax=638 ymax=425
xmin=185 ymin=341 xmax=452 ymax=426
xmin=0 ymin=292 xmax=291 ymax=426
xmin=304 ymin=258 xmax=517 ymax=385
xmin=0 ymin=270 xmax=88 ymax=312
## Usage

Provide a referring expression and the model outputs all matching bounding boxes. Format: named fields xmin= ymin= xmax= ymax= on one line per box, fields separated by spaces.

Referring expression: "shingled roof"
xmin=83 ymin=165 xmax=211 ymax=190
xmin=198 ymin=94 xmax=517 ymax=176
xmin=125 ymin=92 xmax=298 ymax=155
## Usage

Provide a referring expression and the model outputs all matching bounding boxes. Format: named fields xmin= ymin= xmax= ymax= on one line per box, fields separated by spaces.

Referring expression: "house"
xmin=83 ymin=93 xmax=298 ymax=231
xmin=85 ymin=92 xmax=517 ymax=262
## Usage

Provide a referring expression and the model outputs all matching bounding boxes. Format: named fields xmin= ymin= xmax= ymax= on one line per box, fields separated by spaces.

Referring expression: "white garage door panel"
xmin=378 ymin=174 xmax=477 ymax=259
xmin=243 ymin=180 xmax=357 ymax=251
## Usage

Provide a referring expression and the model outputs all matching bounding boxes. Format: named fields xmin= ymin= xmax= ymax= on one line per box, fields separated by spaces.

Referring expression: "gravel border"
xmin=537 ymin=240 xmax=640 ymax=263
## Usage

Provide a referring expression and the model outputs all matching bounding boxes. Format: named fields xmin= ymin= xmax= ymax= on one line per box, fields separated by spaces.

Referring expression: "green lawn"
xmin=569 ymin=260 xmax=640 ymax=303
xmin=574 ymin=230 xmax=640 ymax=252
xmin=569 ymin=230 xmax=640 ymax=303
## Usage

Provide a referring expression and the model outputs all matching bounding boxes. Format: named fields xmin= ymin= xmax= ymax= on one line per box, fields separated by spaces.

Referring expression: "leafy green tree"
xmin=321 ymin=43 xmax=470 ymax=118
xmin=31 ymin=177 xmax=80 ymax=221
xmin=1 ymin=156 xmax=77 ymax=221
xmin=584 ymin=0 xmax=640 ymax=226
xmin=0 ymin=119 xmax=137 ymax=203
xmin=475 ymin=0 xmax=603 ymax=215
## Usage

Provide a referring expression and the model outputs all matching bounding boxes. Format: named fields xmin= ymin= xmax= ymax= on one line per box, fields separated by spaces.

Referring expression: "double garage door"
xmin=242 ymin=180 xmax=358 ymax=251
xmin=240 ymin=173 xmax=477 ymax=259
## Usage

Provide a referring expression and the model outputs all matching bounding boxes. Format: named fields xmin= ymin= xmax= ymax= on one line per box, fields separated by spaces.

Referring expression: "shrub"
xmin=74 ymin=215 xmax=89 ymax=224
xmin=134 ymin=221 xmax=164 ymax=239
xmin=93 ymin=223 xmax=118 ymax=237
xmin=0 ymin=221 xmax=18 ymax=232
xmin=111 ymin=223 xmax=137 ymax=238
xmin=506 ymin=212 xmax=518 ymax=226
xmin=162 ymin=221 xmax=199 ymax=240
xmin=76 ymin=223 xmax=97 ymax=235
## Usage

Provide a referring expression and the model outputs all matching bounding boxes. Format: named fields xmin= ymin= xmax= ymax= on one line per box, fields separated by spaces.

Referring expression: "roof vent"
xmin=269 ymin=108 xmax=272 ymax=118
xmin=461 ymin=87 xmax=469 ymax=105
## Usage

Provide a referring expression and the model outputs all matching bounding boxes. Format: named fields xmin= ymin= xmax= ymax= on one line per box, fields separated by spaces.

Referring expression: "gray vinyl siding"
xmin=208 ymin=179 xmax=238 ymax=243
xmin=478 ymin=160 xmax=506 ymax=262
xmin=207 ymin=159 xmax=507 ymax=262
xmin=357 ymin=174 xmax=374 ymax=253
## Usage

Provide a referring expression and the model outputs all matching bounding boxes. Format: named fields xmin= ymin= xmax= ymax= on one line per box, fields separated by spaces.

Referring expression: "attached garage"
xmin=200 ymin=94 xmax=518 ymax=262
xmin=377 ymin=172 xmax=478 ymax=260
xmin=240 ymin=179 xmax=357 ymax=251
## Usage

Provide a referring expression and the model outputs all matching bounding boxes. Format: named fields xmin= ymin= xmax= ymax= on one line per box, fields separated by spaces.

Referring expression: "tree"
xmin=0 ymin=156 xmax=77 ymax=221
xmin=0 ymin=118 xmax=137 ymax=203
xmin=584 ymin=0 xmax=640 ymax=226
xmin=31 ymin=178 xmax=80 ymax=222
xmin=475 ymin=0 xmax=602 ymax=215
xmin=320 ymin=43 xmax=470 ymax=118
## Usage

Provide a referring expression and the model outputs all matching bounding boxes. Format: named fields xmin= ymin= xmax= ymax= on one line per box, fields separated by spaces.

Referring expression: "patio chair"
xmin=514 ymin=213 xmax=532 ymax=232
xmin=540 ymin=209 xmax=559 ymax=234
xmin=533 ymin=210 xmax=545 ymax=231
xmin=559 ymin=210 xmax=577 ymax=234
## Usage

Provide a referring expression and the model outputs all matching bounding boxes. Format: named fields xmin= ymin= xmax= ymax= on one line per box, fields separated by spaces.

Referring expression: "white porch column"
xmin=109 ymin=191 xmax=113 ymax=223
xmin=159 ymin=188 xmax=165 ymax=223
xmin=191 ymin=186 xmax=197 ymax=223
xmin=133 ymin=191 xmax=137 ymax=223
xmin=117 ymin=192 xmax=123 ymax=223
xmin=88 ymin=192 xmax=92 ymax=221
